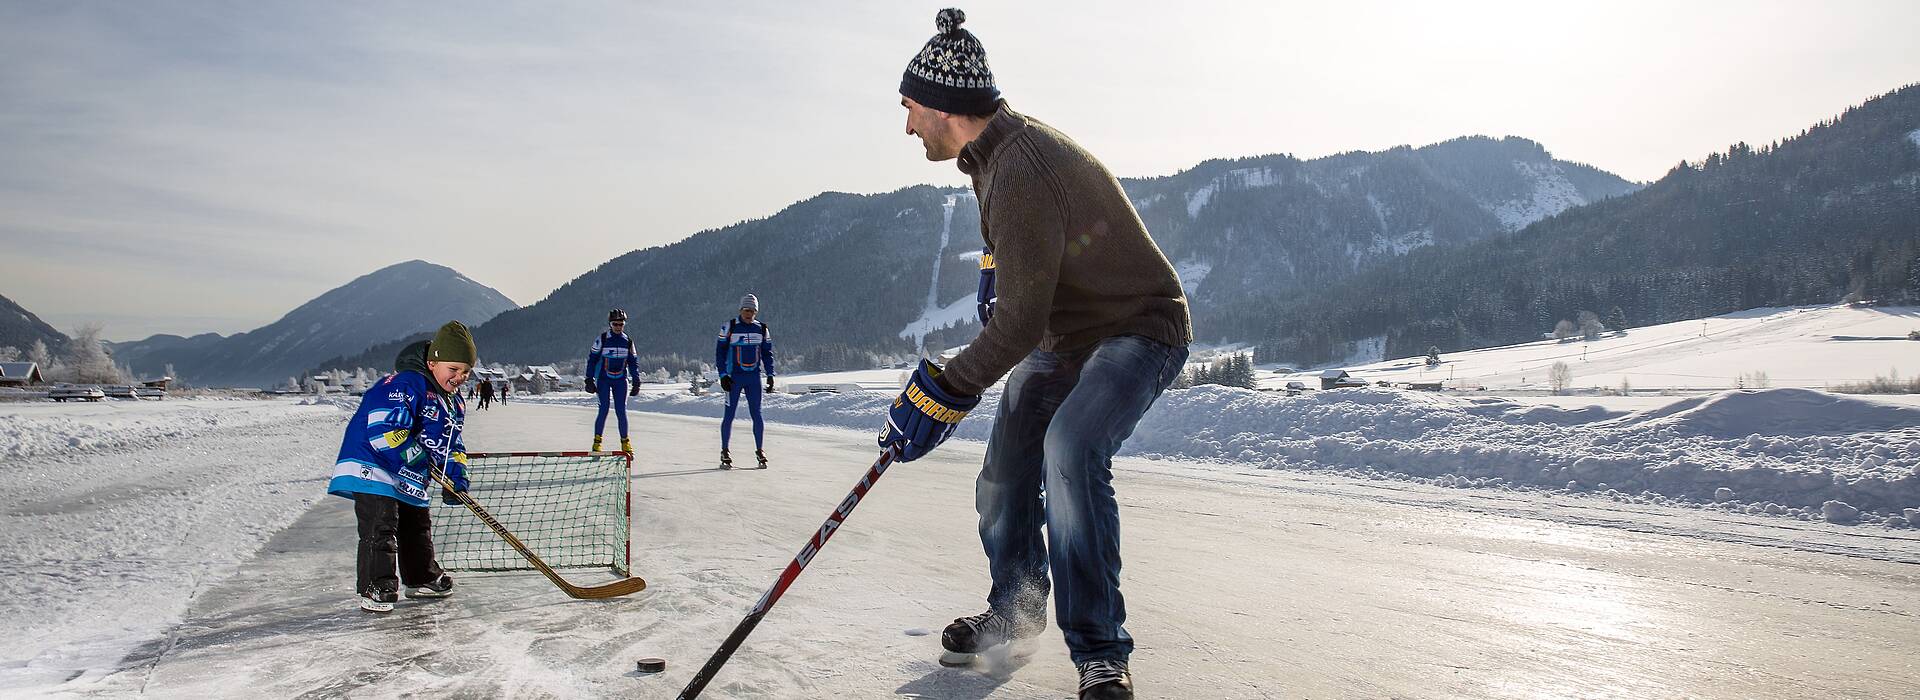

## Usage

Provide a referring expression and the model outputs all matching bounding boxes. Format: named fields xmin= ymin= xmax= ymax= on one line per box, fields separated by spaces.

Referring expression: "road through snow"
xmin=117 ymin=402 xmax=1919 ymax=698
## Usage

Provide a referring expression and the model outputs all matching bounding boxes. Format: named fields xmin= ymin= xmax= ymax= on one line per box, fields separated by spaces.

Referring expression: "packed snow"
xmin=1281 ymin=304 xmax=1920 ymax=391
xmin=0 ymin=398 xmax=344 ymax=691
xmin=521 ymin=381 xmax=1920 ymax=524
xmin=10 ymin=399 xmax=1916 ymax=698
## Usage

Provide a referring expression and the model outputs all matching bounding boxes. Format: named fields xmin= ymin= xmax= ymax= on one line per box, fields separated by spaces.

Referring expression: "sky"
xmin=3 ymin=1 xmax=1918 ymax=341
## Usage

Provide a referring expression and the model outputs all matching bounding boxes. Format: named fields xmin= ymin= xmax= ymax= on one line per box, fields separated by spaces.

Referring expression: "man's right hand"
xmin=719 ymin=374 xmax=734 ymax=392
xmin=585 ymin=378 xmax=597 ymax=394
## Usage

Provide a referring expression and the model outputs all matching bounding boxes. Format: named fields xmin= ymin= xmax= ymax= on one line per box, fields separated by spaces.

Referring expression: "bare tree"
xmin=0 ymin=346 xmax=19 ymax=362
xmin=28 ymin=340 xmax=52 ymax=368
xmin=1548 ymin=361 xmax=1573 ymax=394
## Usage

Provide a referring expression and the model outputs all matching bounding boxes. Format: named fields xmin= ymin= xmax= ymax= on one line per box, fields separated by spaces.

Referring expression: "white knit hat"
xmin=740 ymin=293 xmax=759 ymax=312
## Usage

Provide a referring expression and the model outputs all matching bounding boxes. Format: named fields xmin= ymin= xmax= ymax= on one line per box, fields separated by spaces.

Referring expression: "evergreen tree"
xmin=1604 ymin=306 xmax=1628 ymax=333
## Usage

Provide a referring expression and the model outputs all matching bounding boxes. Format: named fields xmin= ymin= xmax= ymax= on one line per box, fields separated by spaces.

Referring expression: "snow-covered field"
xmin=4 ymin=304 xmax=1919 ymax=697
xmin=1272 ymin=304 xmax=1920 ymax=391
xmin=518 ymin=383 xmax=1920 ymax=525
xmin=0 ymin=398 xmax=345 ymax=692
xmin=3 ymin=400 xmax=1914 ymax=698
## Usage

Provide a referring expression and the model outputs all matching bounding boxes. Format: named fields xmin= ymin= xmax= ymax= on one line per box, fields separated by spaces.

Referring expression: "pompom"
xmin=935 ymin=8 xmax=966 ymax=35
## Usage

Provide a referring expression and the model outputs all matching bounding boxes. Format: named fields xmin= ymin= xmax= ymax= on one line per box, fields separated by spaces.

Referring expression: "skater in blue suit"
xmin=715 ymin=293 xmax=774 ymax=469
xmin=584 ymin=308 xmax=641 ymax=453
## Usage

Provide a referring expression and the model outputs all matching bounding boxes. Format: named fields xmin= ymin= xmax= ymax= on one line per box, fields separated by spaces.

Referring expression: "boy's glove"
xmin=629 ymin=382 xmax=639 ymax=397
xmin=878 ymin=360 xmax=979 ymax=462
xmin=720 ymin=374 xmax=734 ymax=392
xmin=440 ymin=471 xmax=469 ymax=505
xmin=765 ymin=376 xmax=775 ymax=392
xmin=585 ymin=378 xmax=597 ymax=394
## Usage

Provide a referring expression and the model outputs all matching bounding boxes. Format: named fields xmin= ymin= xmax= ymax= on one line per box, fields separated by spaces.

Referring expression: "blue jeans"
xmin=721 ymin=374 xmax=764 ymax=450
xmin=975 ymin=334 xmax=1187 ymax=665
xmin=594 ymin=378 xmax=628 ymax=439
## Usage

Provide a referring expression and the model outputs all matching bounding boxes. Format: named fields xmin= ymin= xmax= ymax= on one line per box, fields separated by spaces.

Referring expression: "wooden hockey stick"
xmin=431 ymin=469 xmax=647 ymax=599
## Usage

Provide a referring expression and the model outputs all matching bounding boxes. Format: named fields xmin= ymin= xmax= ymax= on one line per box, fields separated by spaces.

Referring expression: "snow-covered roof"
xmin=0 ymin=362 xmax=43 ymax=381
xmin=1319 ymin=369 xmax=1350 ymax=378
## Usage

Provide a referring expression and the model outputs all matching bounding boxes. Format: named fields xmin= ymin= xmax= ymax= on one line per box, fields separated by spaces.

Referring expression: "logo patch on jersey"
xmin=422 ymin=404 xmax=439 ymax=421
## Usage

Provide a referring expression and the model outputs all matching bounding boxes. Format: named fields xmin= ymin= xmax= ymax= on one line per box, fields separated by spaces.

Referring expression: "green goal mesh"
xmin=432 ymin=451 xmax=632 ymax=575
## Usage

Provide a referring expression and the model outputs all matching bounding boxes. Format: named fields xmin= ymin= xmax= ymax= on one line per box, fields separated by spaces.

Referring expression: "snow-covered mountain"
xmin=473 ymin=136 xmax=1636 ymax=366
xmin=112 ymin=260 xmax=517 ymax=387
xmin=0 ymin=293 xmax=69 ymax=358
xmin=1131 ymin=136 xmax=1640 ymax=309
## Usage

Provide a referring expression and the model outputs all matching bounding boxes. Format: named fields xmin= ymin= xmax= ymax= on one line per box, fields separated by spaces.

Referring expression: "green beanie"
xmin=428 ymin=321 xmax=478 ymax=365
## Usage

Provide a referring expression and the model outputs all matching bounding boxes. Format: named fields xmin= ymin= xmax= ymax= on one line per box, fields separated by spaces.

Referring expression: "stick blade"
xmin=565 ymin=575 xmax=648 ymax=599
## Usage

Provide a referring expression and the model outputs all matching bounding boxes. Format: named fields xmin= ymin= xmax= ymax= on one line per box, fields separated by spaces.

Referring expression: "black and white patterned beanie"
xmin=899 ymin=8 xmax=1000 ymax=116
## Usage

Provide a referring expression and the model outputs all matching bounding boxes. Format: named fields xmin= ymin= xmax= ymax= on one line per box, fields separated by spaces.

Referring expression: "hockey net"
xmin=432 ymin=451 xmax=632 ymax=575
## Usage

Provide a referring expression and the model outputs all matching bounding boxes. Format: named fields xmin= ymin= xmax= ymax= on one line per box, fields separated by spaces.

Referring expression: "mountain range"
xmin=34 ymin=83 xmax=1918 ymax=382
xmin=111 ymin=260 xmax=517 ymax=387
xmin=462 ymin=134 xmax=1639 ymax=370
xmin=1246 ymin=83 xmax=1920 ymax=366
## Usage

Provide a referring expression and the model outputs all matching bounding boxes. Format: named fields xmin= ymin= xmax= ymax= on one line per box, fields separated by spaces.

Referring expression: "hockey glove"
xmin=585 ymin=378 xmax=598 ymax=394
xmin=879 ymin=360 xmax=979 ymax=463
xmin=629 ymin=382 xmax=639 ymax=397
xmin=440 ymin=469 xmax=469 ymax=505
xmin=720 ymin=374 xmax=734 ymax=392
xmin=765 ymin=376 xmax=775 ymax=392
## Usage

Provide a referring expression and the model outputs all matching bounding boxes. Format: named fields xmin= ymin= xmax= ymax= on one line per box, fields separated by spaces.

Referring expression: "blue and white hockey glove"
xmin=720 ymin=374 xmax=734 ymax=392
xmin=975 ymin=248 xmax=996 ymax=325
xmin=440 ymin=468 xmax=469 ymax=505
xmin=879 ymin=360 xmax=979 ymax=463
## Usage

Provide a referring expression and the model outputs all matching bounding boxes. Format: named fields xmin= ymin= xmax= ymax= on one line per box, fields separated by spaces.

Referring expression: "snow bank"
xmin=0 ymin=397 xmax=341 ymax=460
xmin=532 ymin=386 xmax=1920 ymax=522
xmin=0 ymin=398 xmax=347 ymax=690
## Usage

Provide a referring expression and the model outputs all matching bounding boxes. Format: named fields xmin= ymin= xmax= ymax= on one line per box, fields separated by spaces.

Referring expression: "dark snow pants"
xmin=355 ymin=493 xmax=445 ymax=595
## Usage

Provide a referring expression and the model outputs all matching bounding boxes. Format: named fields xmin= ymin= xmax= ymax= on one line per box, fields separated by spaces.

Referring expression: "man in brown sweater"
xmin=877 ymin=10 xmax=1192 ymax=700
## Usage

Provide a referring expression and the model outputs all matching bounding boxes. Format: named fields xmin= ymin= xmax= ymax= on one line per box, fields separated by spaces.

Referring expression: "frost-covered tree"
xmin=1552 ymin=319 xmax=1578 ymax=339
xmin=0 ymin=346 xmax=18 ymax=362
xmin=1577 ymin=311 xmax=1605 ymax=340
xmin=60 ymin=324 xmax=128 ymax=384
xmin=28 ymin=339 xmax=52 ymax=369
xmin=1425 ymin=345 xmax=1441 ymax=367
xmin=1548 ymin=361 xmax=1573 ymax=394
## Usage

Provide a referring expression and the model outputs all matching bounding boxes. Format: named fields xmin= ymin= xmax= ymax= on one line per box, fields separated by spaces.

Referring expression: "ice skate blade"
xmin=938 ymin=651 xmax=975 ymax=667
xmin=359 ymin=598 xmax=393 ymax=613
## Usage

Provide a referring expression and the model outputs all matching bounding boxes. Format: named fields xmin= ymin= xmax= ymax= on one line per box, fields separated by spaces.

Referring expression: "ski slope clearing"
xmin=68 ymin=402 xmax=1920 ymax=698
xmin=521 ymin=384 xmax=1920 ymax=524
xmin=1275 ymin=304 xmax=1920 ymax=391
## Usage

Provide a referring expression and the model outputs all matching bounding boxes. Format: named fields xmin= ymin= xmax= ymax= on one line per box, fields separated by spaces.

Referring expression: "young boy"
xmin=327 ymin=321 xmax=476 ymax=613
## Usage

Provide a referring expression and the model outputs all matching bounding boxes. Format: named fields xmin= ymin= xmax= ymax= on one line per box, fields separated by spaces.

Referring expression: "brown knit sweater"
xmin=942 ymin=103 xmax=1192 ymax=396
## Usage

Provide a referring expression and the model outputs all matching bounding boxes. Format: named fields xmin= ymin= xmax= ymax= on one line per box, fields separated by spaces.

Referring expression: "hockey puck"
xmin=636 ymin=658 xmax=667 ymax=673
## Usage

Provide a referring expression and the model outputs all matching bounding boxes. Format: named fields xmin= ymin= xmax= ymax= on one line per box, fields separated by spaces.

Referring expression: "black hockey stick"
xmin=676 ymin=447 xmax=898 ymax=699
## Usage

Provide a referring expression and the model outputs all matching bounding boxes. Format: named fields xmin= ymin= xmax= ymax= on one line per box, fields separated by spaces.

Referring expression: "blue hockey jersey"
xmin=586 ymin=330 xmax=640 ymax=381
xmin=715 ymin=318 xmax=774 ymax=376
xmin=327 ymin=367 xmax=468 ymax=507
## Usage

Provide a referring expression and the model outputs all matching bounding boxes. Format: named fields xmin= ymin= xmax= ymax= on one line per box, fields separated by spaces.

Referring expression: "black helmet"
xmin=608 ymin=309 xmax=628 ymax=323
